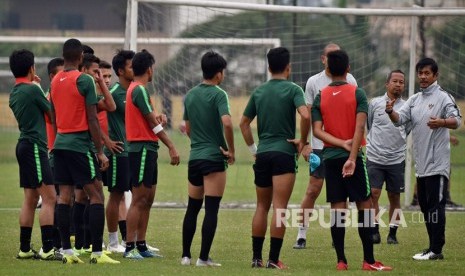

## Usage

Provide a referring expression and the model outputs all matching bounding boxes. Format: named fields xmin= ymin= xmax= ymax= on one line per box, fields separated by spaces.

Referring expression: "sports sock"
xmin=57 ymin=204 xmax=71 ymax=250
xmin=118 ymin=220 xmax=127 ymax=242
xmin=89 ymin=204 xmax=104 ymax=252
xmin=72 ymin=202 xmax=85 ymax=249
xmin=373 ymin=222 xmax=380 ymax=234
xmin=40 ymin=225 xmax=54 ymax=253
xmin=83 ymin=202 xmax=91 ymax=249
xmin=136 ymin=240 xmax=148 ymax=252
xmin=389 ymin=224 xmax=398 ymax=237
xmin=252 ymin=236 xmax=265 ymax=260
xmin=297 ymin=226 xmax=308 ymax=240
xmin=182 ymin=196 xmax=203 ymax=258
xmin=199 ymin=196 xmax=221 ymax=261
xmin=20 ymin=226 xmax=32 ymax=252
xmin=125 ymin=241 xmax=135 ymax=253
xmin=52 ymin=205 xmax=61 ymax=249
xmin=331 ymin=210 xmax=347 ymax=264
xmin=358 ymin=210 xmax=375 ymax=264
xmin=108 ymin=231 xmax=119 ymax=247
xmin=268 ymin=237 xmax=283 ymax=263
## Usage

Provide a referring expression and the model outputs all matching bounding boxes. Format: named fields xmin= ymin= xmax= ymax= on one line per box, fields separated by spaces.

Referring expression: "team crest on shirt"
xmin=428 ymin=103 xmax=434 ymax=109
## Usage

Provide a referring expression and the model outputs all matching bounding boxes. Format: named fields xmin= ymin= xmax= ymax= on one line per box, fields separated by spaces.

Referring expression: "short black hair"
xmin=82 ymin=44 xmax=94 ymax=55
xmin=416 ymin=58 xmax=438 ymax=75
xmin=99 ymin=60 xmax=111 ymax=69
xmin=327 ymin=50 xmax=349 ymax=77
xmin=47 ymin=57 xmax=64 ymax=76
xmin=386 ymin=69 xmax=404 ymax=83
xmin=80 ymin=53 xmax=100 ymax=71
xmin=112 ymin=49 xmax=135 ymax=76
xmin=267 ymin=47 xmax=290 ymax=74
xmin=201 ymin=50 xmax=227 ymax=80
xmin=63 ymin=38 xmax=83 ymax=62
xmin=132 ymin=49 xmax=155 ymax=77
xmin=9 ymin=49 xmax=34 ymax=78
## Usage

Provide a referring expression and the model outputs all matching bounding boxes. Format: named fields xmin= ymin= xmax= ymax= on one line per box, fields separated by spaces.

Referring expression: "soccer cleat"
xmin=251 ymin=258 xmax=263 ymax=268
xmin=123 ymin=249 xmax=144 ymax=260
xmin=362 ymin=261 xmax=392 ymax=271
xmin=38 ymin=248 xmax=63 ymax=261
xmin=413 ymin=248 xmax=430 ymax=258
xmin=181 ymin=256 xmax=192 ymax=266
xmin=146 ymin=243 xmax=160 ymax=252
xmin=139 ymin=249 xmax=163 ymax=258
xmin=73 ymin=247 xmax=89 ymax=255
xmin=265 ymin=260 xmax=288 ymax=269
xmin=387 ymin=235 xmax=398 ymax=244
xmin=372 ymin=232 xmax=381 ymax=244
xmin=90 ymin=253 xmax=120 ymax=264
xmin=16 ymin=249 xmax=38 ymax=259
xmin=107 ymin=244 xmax=126 ymax=253
xmin=412 ymin=251 xmax=444 ymax=260
xmin=336 ymin=261 xmax=348 ymax=270
xmin=196 ymin=258 xmax=222 ymax=267
xmin=293 ymin=238 xmax=306 ymax=249
xmin=62 ymin=253 xmax=84 ymax=264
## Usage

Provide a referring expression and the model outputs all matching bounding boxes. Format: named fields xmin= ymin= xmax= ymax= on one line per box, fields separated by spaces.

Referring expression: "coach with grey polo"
xmin=386 ymin=58 xmax=461 ymax=261
xmin=367 ymin=69 xmax=411 ymax=245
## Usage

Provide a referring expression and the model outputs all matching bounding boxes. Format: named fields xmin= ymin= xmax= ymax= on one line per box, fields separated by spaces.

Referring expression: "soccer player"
xmin=311 ymin=50 xmax=391 ymax=271
xmin=386 ymin=58 xmax=461 ymax=261
xmin=105 ymin=50 xmax=135 ymax=253
xmin=123 ymin=49 xmax=180 ymax=259
xmin=45 ymin=57 xmax=65 ymax=252
xmin=240 ymin=47 xmax=310 ymax=269
xmin=294 ymin=43 xmax=357 ymax=249
xmin=180 ymin=51 xmax=235 ymax=267
xmin=9 ymin=49 xmax=61 ymax=261
xmin=51 ymin=38 xmax=119 ymax=264
xmin=367 ymin=70 xmax=410 ymax=245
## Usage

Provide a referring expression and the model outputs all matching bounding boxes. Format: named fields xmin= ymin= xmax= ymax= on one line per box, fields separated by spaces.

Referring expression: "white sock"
xmin=297 ymin=226 xmax=308 ymax=240
xmin=108 ymin=231 xmax=119 ymax=247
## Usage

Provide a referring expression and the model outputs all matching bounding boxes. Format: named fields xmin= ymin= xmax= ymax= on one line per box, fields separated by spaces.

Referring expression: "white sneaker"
xmin=120 ymin=240 xmax=126 ymax=247
xmin=413 ymin=250 xmax=444 ymax=260
xmin=196 ymin=258 xmax=221 ymax=267
xmin=146 ymin=244 xmax=160 ymax=252
xmin=107 ymin=244 xmax=126 ymax=253
xmin=181 ymin=256 xmax=191 ymax=266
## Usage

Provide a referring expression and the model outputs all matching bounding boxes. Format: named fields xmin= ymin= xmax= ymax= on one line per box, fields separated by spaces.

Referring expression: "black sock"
xmin=89 ymin=204 xmax=104 ymax=252
xmin=52 ymin=205 xmax=61 ymax=249
xmin=358 ymin=210 xmax=375 ymax=264
xmin=389 ymin=225 xmax=398 ymax=237
xmin=182 ymin=196 xmax=203 ymax=258
xmin=374 ymin=222 xmax=380 ymax=234
xmin=40 ymin=225 xmax=54 ymax=253
xmin=57 ymin=204 xmax=71 ymax=250
xmin=69 ymin=203 xmax=75 ymax=236
xmin=331 ymin=210 xmax=347 ymax=264
xmin=125 ymin=241 xmax=135 ymax=253
xmin=268 ymin=237 xmax=283 ymax=263
xmin=83 ymin=202 xmax=92 ymax=249
xmin=118 ymin=220 xmax=127 ymax=242
xmin=199 ymin=196 xmax=221 ymax=261
xmin=136 ymin=240 xmax=148 ymax=252
xmin=72 ymin=202 xmax=86 ymax=249
xmin=20 ymin=226 xmax=32 ymax=252
xmin=252 ymin=236 xmax=265 ymax=260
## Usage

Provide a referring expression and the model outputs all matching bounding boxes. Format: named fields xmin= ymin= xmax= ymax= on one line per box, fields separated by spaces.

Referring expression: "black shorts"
xmin=325 ymin=156 xmax=371 ymax=203
xmin=188 ymin=159 xmax=227 ymax=187
xmin=310 ymin=149 xmax=325 ymax=179
xmin=253 ymin=151 xmax=297 ymax=188
xmin=367 ymin=159 xmax=405 ymax=193
xmin=53 ymin=149 xmax=101 ymax=189
xmin=15 ymin=140 xmax=53 ymax=188
xmin=107 ymin=155 xmax=130 ymax=193
xmin=129 ymin=148 xmax=158 ymax=188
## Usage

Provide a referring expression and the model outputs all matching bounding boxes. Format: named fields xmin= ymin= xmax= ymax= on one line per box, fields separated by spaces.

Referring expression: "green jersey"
xmin=183 ymin=83 xmax=230 ymax=161
xmin=9 ymin=80 xmax=51 ymax=152
xmin=53 ymin=73 xmax=98 ymax=153
xmin=127 ymin=85 xmax=159 ymax=153
xmin=243 ymin=79 xmax=306 ymax=155
xmin=107 ymin=83 xmax=128 ymax=156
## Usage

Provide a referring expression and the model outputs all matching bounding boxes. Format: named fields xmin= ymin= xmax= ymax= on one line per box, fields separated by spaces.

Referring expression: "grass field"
xmin=1 ymin=96 xmax=465 ymax=274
